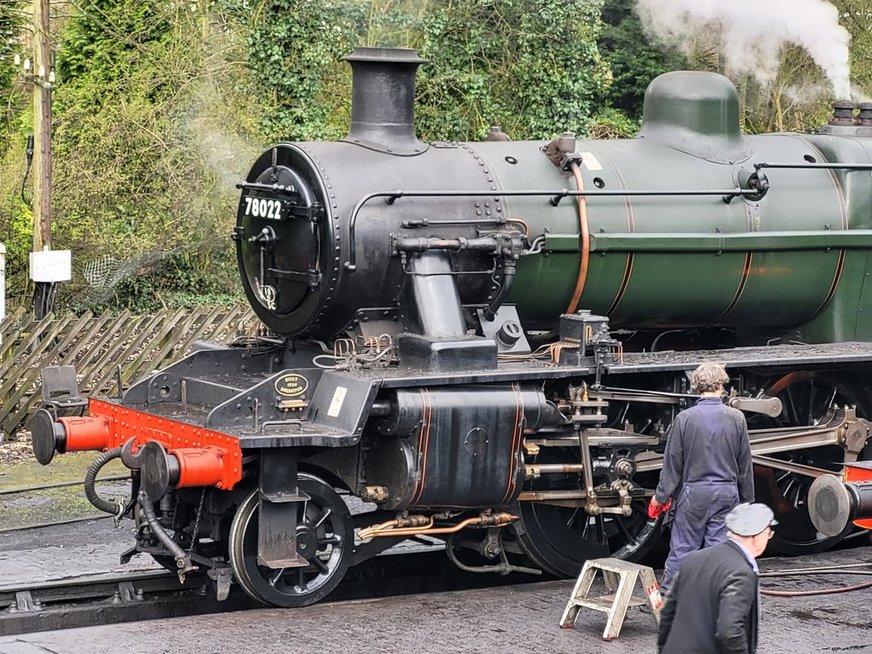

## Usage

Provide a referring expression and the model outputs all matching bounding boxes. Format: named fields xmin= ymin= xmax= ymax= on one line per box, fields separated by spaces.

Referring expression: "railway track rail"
xmin=0 ymin=568 xmax=258 ymax=636
xmin=0 ymin=545 xmax=532 ymax=637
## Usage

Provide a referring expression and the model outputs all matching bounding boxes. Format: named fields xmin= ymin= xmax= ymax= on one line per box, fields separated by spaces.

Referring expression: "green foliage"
xmin=0 ymin=0 xmax=25 ymax=153
xmin=589 ymin=106 xmax=639 ymax=139
xmin=598 ymin=0 xmax=685 ymax=119
xmin=58 ymin=1 xmax=171 ymax=84
xmin=416 ymin=0 xmax=610 ymax=140
xmin=835 ymin=0 xmax=872 ymax=98
xmin=215 ymin=0 xmax=359 ymax=141
xmin=38 ymin=1 xmax=246 ymax=309
xmin=0 ymin=1 xmax=22 ymax=91
xmin=0 ymin=132 xmax=34 ymax=305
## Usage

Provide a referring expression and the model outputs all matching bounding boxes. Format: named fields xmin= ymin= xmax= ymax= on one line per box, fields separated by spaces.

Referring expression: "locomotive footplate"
xmin=610 ymin=341 xmax=872 ymax=375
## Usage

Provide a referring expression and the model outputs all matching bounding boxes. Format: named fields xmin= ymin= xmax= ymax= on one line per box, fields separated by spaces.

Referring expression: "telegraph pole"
xmin=27 ymin=0 xmax=68 ymax=320
xmin=32 ymin=0 xmax=52 ymax=252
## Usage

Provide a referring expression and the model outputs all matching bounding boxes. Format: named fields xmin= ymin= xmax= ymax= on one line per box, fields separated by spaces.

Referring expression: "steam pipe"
xmin=483 ymin=260 xmax=516 ymax=322
xmin=344 ymin=187 xmax=758 ymax=271
xmin=565 ymin=161 xmax=590 ymax=314
xmin=138 ymin=490 xmax=194 ymax=581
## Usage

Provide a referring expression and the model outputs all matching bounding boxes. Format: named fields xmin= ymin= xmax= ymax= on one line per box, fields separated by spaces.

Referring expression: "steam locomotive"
xmin=30 ymin=47 xmax=872 ymax=607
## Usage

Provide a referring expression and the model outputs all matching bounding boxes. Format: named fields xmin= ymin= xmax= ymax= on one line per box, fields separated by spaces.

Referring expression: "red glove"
xmin=648 ymin=497 xmax=672 ymax=519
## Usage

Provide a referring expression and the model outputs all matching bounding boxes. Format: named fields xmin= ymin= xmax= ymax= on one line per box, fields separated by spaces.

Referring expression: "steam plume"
xmin=634 ymin=0 xmax=852 ymax=99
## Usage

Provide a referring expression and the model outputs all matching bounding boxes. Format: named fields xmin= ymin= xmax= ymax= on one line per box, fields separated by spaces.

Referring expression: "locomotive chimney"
xmin=828 ymin=100 xmax=856 ymax=126
xmin=343 ymin=47 xmax=427 ymax=155
xmin=859 ymin=102 xmax=872 ymax=127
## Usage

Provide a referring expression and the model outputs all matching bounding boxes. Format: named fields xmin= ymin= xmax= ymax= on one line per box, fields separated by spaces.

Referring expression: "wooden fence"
xmin=0 ymin=305 xmax=257 ymax=438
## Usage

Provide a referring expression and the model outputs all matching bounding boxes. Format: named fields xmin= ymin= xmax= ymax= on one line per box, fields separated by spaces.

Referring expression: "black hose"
xmin=445 ymin=534 xmax=541 ymax=576
xmin=84 ymin=447 xmax=124 ymax=514
xmin=21 ymin=134 xmax=33 ymax=205
xmin=138 ymin=491 xmax=194 ymax=579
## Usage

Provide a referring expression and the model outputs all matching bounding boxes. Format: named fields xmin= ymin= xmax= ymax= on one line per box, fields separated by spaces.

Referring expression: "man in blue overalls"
xmin=648 ymin=362 xmax=754 ymax=594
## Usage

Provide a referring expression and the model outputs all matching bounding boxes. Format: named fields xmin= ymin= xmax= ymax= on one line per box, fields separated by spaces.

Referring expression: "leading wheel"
xmin=229 ymin=474 xmax=352 ymax=607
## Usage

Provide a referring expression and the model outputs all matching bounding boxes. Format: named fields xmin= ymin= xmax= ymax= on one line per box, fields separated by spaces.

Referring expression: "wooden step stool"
xmin=559 ymin=558 xmax=663 ymax=641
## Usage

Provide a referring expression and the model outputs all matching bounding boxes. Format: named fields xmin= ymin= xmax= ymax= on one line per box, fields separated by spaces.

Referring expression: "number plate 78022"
xmin=243 ymin=196 xmax=283 ymax=221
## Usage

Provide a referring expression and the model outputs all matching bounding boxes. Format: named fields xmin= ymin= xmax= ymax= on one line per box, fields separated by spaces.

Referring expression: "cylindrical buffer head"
xmin=29 ymin=408 xmax=66 ymax=465
xmin=139 ymin=441 xmax=180 ymax=501
xmin=808 ymin=474 xmax=872 ymax=537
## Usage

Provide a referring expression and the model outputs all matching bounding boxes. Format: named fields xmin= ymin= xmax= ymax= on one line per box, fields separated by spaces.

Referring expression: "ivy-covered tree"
xmin=214 ymin=0 xmax=360 ymax=142
xmin=597 ymin=0 xmax=685 ymax=119
xmin=416 ymin=0 xmax=611 ymax=140
xmin=38 ymin=0 xmax=244 ymax=309
xmin=834 ymin=0 xmax=872 ymax=97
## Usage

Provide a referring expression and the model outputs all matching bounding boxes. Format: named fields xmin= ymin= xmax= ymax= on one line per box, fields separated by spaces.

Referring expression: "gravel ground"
xmin=0 ymin=440 xmax=33 ymax=466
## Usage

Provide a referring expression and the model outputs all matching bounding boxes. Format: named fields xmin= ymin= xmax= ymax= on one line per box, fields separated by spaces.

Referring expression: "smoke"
xmin=634 ymin=0 xmax=852 ymax=99
xmin=188 ymin=78 xmax=260 ymax=195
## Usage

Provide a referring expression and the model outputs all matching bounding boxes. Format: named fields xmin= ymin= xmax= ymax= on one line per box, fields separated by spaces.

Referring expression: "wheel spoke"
xmin=824 ymin=387 xmax=837 ymax=413
xmin=807 ymin=381 xmax=816 ymax=426
xmin=614 ymin=516 xmax=634 ymax=543
xmin=269 ymin=568 xmax=286 ymax=588
xmin=580 ymin=514 xmax=591 ymax=540
xmin=565 ymin=507 xmax=581 ymax=529
xmin=313 ymin=508 xmax=332 ymax=530
xmin=311 ymin=556 xmax=329 ymax=574
xmin=782 ymin=476 xmax=796 ymax=499
xmin=319 ymin=534 xmax=341 ymax=545
xmin=786 ymin=386 xmax=798 ymax=426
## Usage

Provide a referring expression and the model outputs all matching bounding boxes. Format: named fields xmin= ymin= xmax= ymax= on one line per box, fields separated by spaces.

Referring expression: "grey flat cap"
xmin=726 ymin=502 xmax=778 ymax=536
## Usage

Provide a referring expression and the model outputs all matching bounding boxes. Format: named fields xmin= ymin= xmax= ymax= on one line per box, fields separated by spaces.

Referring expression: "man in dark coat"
xmin=657 ymin=502 xmax=777 ymax=654
xmin=648 ymin=362 xmax=754 ymax=593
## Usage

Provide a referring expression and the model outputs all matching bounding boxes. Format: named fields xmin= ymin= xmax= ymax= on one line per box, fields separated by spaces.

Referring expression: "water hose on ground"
xmin=760 ymin=562 xmax=872 ymax=597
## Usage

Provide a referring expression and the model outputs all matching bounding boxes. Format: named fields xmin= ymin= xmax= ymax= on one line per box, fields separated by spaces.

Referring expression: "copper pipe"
xmin=506 ymin=217 xmax=530 ymax=236
xmin=370 ymin=516 xmax=480 ymax=538
xmin=565 ymin=161 xmax=590 ymax=314
xmin=358 ymin=513 xmax=517 ymax=540
xmin=357 ymin=516 xmax=435 ymax=540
